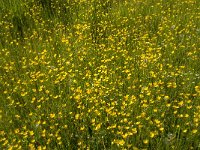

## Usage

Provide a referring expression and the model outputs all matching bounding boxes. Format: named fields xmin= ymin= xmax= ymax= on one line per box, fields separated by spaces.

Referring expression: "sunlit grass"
xmin=0 ymin=0 xmax=199 ymax=149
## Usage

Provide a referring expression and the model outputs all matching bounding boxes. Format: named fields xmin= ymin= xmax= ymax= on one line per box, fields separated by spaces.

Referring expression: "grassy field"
xmin=0 ymin=0 xmax=199 ymax=149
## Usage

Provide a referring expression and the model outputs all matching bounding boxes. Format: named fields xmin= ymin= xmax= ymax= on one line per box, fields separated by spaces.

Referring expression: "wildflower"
xmin=29 ymin=131 xmax=34 ymax=136
xmin=113 ymin=139 xmax=125 ymax=146
xmin=50 ymin=113 xmax=55 ymax=118
xmin=150 ymin=132 xmax=155 ymax=138
xmin=143 ymin=139 xmax=149 ymax=144
xmin=192 ymin=129 xmax=197 ymax=134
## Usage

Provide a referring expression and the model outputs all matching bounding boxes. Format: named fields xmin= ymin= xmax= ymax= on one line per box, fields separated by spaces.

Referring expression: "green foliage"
xmin=0 ymin=0 xmax=200 ymax=149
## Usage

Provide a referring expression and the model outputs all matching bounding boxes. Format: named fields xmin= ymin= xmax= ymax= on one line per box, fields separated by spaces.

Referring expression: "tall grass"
xmin=0 ymin=0 xmax=199 ymax=149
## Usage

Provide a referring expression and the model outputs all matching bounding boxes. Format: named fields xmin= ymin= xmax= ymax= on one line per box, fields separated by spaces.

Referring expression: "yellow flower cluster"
xmin=0 ymin=0 xmax=199 ymax=149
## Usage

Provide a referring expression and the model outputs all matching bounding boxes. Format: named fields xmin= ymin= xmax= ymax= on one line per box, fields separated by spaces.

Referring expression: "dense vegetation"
xmin=0 ymin=0 xmax=199 ymax=149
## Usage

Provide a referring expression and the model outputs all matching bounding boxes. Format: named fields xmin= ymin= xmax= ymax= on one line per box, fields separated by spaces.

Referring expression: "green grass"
xmin=0 ymin=0 xmax=200 ymax=149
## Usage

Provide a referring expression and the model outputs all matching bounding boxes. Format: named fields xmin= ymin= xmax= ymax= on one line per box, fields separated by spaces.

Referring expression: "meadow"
xmin=0 ymin=0 xmax=199 ymax=149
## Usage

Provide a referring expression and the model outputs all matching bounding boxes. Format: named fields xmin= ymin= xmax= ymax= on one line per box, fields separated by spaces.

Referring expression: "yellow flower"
xmin=164 ymin=96 xmax=170 ymax=100
xmin=75 ymin=114 xmax=80 ymax=120
xmin=132 ymin=128 xmax=137 ymax=134
xmin=195 ymin=86 xmax=200 ymax=93
xmin=80 ymin=126 xmax=85 ymax=131
xmin=113 ymin=139 xmax=125 ymax=146
xmin=183 ymin=129 xmax=187 ymax=133
xmin=57 ymin=137 xmax=61 ymax=140
xmin=37 ymin=146 xmax=42 ymax=150
xmin=14 ymin=129 xmax=19 ymax=134
xmin=29 ymin=131 xmax=34 ymax=136
xmin=50 ymin=113 xmax=55 ymax=118
xmin=143 ymin=139 xmax=149 ymax=144
xmin=29 ymin=143 xmax=35 ymax=150
xmin=150 ymin=132 xmax=155 ymax=138
xmin=95 ymin=123 xmax=101 ymax=131
xmin=178 ymin=101 xmax=184 ymax=106
xmin=159 ymin=127 xmax=164 ymax=132
xmin=15 ymin=115 xmax=20 ymax=118
xmin=118 ymin=139 xmax=125 ymax=146
xmin=192 ymin=129 xmax=197 ymax=134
